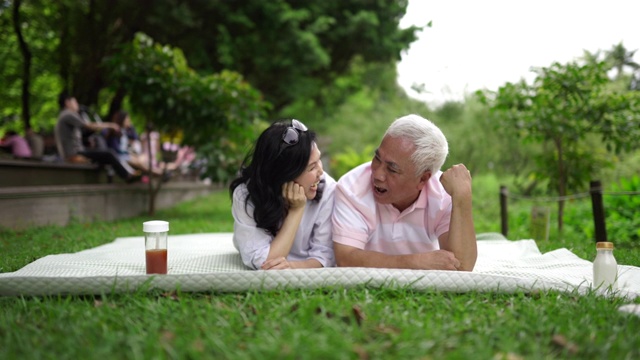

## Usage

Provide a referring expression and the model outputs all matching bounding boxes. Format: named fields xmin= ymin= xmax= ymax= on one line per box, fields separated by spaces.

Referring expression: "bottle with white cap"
xmin=143 ymin=220 xmax=169 ymax=274
xmin=593 ymin=241 xmax=617 ymax=291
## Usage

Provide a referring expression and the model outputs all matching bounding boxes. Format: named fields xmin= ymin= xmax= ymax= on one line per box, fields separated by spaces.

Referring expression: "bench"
xmin=0 ymin=158 xmax=115 ymax=187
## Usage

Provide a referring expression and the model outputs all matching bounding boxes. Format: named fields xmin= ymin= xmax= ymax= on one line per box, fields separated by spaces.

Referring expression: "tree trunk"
xmin=57 ymin=2 xmax=71 ymax=92
xmin=106 ymin=87 xmax=127 ymax=123
xmin=12 ymin=0 xmax=32 ymax=131
xmin=150 ymin=164 xmax=166 ymax=216
xmin=146 ymin=124 xmax=156 ymax=215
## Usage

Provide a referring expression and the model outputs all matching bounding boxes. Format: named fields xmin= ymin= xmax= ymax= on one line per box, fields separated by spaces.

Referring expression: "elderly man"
xmin=332 ymin=114 xmax=477 ymax=271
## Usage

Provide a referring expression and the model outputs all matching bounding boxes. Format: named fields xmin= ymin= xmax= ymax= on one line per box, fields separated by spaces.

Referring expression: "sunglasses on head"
xmin=276 ymin=119 xmax=308 ymax=158
xmin=281 ymin=119 xmax=308 ymax=145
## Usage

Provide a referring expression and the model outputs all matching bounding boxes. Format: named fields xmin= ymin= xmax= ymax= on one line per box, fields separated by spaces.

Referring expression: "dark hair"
xmin=105 ymin=110 xmax=128 ymax=140
xmin=229 ymin=120 xmax=324 ymax=237
xmin=58 ymin=91 xmax=72 ymax=110
xmin=111 ymin=110 xmax=129 ymax=127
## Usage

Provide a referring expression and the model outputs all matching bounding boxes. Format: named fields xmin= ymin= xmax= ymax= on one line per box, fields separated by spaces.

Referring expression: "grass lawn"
xmin=1 ymin=175 xmax=639 ymax=359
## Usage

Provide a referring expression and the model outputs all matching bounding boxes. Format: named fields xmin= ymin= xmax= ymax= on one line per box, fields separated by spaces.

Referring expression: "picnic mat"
xmin=1 ymin=233 xmax=639 ymax=298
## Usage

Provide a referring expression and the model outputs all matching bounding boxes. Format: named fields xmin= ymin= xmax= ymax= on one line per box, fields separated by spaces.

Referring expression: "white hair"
xmin=385 ymin=114 xmax=448 ymax=176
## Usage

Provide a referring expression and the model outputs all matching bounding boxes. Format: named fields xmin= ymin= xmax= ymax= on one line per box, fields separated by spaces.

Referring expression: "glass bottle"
xmin=143 ymin=220 xmax=169 ymax=274
xmin=593 ymin=241 xmax=617 ymax=291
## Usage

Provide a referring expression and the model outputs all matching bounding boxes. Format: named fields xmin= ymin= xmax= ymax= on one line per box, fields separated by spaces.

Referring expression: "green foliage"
xmin=104 ymin=33 xmax=270 ymax=182
xmin=605 ymin=42 xmax=640 ymax=82
xmin=330 ymin=145 xmax=375 ymax=179
xmin=429 ymin=97 xmax=536 ymax=178
xmin=479 ymin=60 xmax=640 ymax=228
xmin=157 ymin=0 xmax=420 ymax=112
xmin=480 ymin=171 xmax=640 ymax=269
xmin=1 ymin=0 xmax=419 ymax=140
xmin=481 ymin=61 xmax=640 ymax=196
xmin=491 ymin=174 xmax=640 ymax=265
xmin=280 ymin=61 xmax=433 ymax=177
xmin=605 ymin=176 xmax=640 ymax=246
xmin=0 ymin=0 xmax=62 ymax=132
xmin=197 ymin=120 xmax=270 ymax=185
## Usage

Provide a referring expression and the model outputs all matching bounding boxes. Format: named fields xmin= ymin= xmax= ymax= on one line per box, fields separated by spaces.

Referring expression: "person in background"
xmin=104 ymin=110 xmax=162 ymax=177
xmin=24 ymin=128 xmax=44 ymax=159
xmin=332 ymin=114 xmax=477 ymax=271
xmin=229 ymin=119 xmax=336 ymax=270
xmin=139 ymin=127 xmax=193 ymax=176
xmin=54 ymin=92 xmax=140 ymax=183
xmin=104 ymin=110 xmax=141 ymax=158
xmin=0 ymin=130 xmax=32 ymax=159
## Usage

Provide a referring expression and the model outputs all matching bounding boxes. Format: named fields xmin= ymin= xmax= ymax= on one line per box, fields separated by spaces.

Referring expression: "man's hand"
xmin=334 ymin=243 xmax=462 ymax=270
xmin=440 ymin=163 xmax=472 ymax=199
xmin=438 ymin=163 xmax=477 ymax=272
xmin=409 ymin=249 xmax=461 ymax=270
xmin=87 ymin=121 xmax=119 ymax=132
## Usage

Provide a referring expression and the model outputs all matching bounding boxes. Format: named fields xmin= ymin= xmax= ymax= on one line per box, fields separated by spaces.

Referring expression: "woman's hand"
xmin=261 ymin=257 xmax=292 ymax=270
xmin=263 ymin=182 xmax=306 ymax=266
xmin=282 ymin=181 xmax=307 ymax=210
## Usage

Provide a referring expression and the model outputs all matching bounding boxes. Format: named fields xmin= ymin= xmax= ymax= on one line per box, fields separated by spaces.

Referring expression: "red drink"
xmin=146 ymin=249 xmax=168 ymax=274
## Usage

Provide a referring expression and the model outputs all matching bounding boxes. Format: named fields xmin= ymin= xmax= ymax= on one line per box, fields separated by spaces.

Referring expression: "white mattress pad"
xmin=1 ymin=233 xmax=638 ymax=298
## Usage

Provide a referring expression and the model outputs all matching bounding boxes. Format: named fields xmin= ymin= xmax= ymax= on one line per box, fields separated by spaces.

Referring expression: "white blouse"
xmin=231 ymin=174 xmax=336 ymax=269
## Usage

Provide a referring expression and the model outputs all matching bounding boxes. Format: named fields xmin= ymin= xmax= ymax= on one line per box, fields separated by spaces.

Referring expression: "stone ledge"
xmin=0 ymin=158 xmax=108 ymax=187
xmin=0 ymin=158 xmax=99 ymax=170
xmin=0 ymin=182 xmax=217 ymax=230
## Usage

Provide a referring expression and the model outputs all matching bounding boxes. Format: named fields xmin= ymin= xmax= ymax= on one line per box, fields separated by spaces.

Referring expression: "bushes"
xmin=604 ymin=176 xmax=640 ymax=246
xmin=329 ymin=145 xmax=375 ymax=179
xmin=476 ymin=174 xmax=638 ymax=261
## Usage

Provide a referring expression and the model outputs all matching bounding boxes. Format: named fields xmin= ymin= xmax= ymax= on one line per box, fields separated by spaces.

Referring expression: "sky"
xmin=396 ymin=0 xmax=640 ymax=106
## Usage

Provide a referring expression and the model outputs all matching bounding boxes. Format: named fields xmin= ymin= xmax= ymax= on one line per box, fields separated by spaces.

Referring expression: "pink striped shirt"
xmin=332 ymin=162 xmax=451 ymax=254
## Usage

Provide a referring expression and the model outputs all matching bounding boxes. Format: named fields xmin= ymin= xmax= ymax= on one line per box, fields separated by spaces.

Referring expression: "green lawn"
xmin=1 ymin=176 xmax=638 ymax=359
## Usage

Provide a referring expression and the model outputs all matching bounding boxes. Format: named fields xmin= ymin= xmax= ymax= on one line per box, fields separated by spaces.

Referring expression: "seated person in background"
xmin=103 ymin=110 xmax=162 ymax=177
xmin=160 ymin=141 xmax=196 ymax=174
xmin=25 ymin=128 xmax=44 ymax=159
xmin=54 ymin=92 xmax=140 ymax=183
xmin=0 ymin=130 xmax=32 ymax=159
xmin=139 ymin=128 xmax=196 ymax=175
xmin=230 ymin=119 xmax=336 ymax=270
xmin=332 ymin=114 xmax=477 ymax=271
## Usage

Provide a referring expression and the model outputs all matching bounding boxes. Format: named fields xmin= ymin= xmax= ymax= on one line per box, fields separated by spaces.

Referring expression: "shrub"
xmin=329 ymin=145 xmax=375 ymax=179
xmin=605 ymin=176 xmax=640 ymax=246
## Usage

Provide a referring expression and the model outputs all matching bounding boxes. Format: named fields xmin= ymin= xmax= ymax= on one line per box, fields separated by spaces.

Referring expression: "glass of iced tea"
xmin=143 ymin=220 xmax=169 ymax=274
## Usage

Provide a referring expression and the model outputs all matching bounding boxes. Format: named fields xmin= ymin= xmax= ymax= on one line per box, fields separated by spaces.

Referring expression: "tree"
xmin=480 ymin=61 xmax=640 ymax=230
xmin=430 ymin=97 xmax=542 ymax=183
xmin=1 ymin=0 xmax=419 ymax=132
xmin=105 ymin=33 xmax=269 ymax=213
xmin=581 ymin=49 xmax=602 ymax=66
xmin=605 ymin=42 xmax=639 ymax=81
xmin=1 ymin=0 xmax=61 ymax=132
xmin=11 ymin=0 xmax=32 ymax=130
xmin=146 ymin=0 xmax=419 ymax=113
